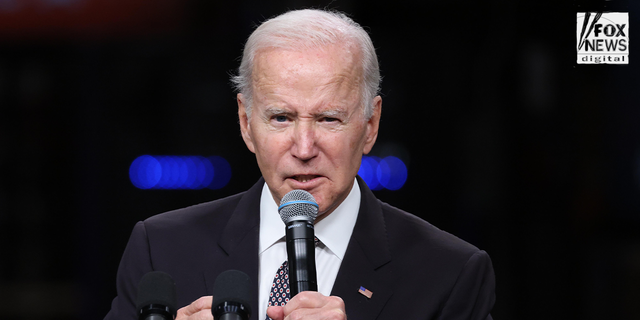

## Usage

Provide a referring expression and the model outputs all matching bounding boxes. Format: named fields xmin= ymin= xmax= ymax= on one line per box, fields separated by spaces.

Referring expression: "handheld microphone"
xmin=278 ymin=189 xmax=318 ymax=296
xmin=211 ymin=270 xmax=252 ymax=320
xmin=136 ymin=271 xmax=177 ymax=320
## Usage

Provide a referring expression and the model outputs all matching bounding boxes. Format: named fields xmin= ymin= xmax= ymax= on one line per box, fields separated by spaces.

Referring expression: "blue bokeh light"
xmin=358 ymin=156 xmax=382 ymax=190
xmin=129 ymin=155 xmax=231 ymax=190
xmin=358 ymin=155 xmax=408 ymax=190
xmin=208 ymin=156 xmax=232 ymax=190
xmin=129 ymin=155 xmax=161 ymax=189
xmin=377 ymin=156 xmax=408 ymax=190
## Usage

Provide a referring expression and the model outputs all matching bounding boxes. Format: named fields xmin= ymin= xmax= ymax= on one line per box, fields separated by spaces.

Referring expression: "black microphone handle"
xmin=286 ymin=219 xmax=318 ymax=296
xmin=139 ymin=303 xmax=175 ymax=320
xmin=217 ymin=313 xmax=245 ymax=320
xmin=142 ymin=316 xmax=171 ymax=320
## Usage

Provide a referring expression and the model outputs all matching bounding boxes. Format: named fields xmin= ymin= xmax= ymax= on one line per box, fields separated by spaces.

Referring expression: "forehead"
xmin=255 ymin=42 xmax=360 ymax=69
xmin=251 ymin=44 xmax=363 ymax=107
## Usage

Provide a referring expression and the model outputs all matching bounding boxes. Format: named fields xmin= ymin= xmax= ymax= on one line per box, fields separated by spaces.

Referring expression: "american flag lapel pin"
xmin=358 ymin=286 xmax=373 ymax=299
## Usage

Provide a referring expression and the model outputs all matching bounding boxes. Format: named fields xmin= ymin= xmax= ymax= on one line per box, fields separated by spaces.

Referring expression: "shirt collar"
xmin=258 ymin=179 xmax=361 ymax=260
xmin=259 ymin=183 xmax=284 ymax=254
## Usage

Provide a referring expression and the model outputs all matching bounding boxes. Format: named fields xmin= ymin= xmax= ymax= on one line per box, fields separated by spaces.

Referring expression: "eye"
xmin=322 ymin=117 xmax=339 ymax=123
xmin=273 ymin=115 xmax=288 ymax=122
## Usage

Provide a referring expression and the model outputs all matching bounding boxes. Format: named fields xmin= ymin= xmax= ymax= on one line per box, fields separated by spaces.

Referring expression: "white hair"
xmin=231 ymin=9 xmax=381 ymax=120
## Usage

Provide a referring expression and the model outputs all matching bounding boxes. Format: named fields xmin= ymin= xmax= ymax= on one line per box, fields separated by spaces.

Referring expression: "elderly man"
xmin=105 ymin=9 xmax=495 ymax=320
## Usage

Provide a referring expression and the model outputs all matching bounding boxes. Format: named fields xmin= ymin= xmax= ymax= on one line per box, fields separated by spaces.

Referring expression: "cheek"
xmin=254 ymin=133 xmax=290 ymax=166
xmin=344 ymin=129 xmax=368 ymax=157
xmin=323 ymin=134 xmax=363 ymax=170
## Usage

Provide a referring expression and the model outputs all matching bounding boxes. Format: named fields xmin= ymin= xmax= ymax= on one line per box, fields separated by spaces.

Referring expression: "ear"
xmin=238 ymin=93 xmax=256 ymax=153
xmin=363 ymin=95 xmax=382 ymax=155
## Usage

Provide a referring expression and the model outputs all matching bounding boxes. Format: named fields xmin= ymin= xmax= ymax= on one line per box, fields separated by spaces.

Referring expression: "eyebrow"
xmin=262 ymin=106 xmax=350 ymax=119
xmin=263 ymin=107 xmax=293 ymax=117
xmin=317 ymin=109 xmax=349 ymax=118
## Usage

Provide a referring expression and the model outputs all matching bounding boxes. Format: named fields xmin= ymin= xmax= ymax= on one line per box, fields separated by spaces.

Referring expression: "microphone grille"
xmin=136 ymin=271 xmax=177 ymax=312
xmin=279 ymin=189 xmax=318 ymax=223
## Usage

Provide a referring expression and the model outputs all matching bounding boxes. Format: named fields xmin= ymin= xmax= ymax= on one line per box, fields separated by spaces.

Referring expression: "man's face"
xmin=238 ymin=44 xmax=381 ymax=219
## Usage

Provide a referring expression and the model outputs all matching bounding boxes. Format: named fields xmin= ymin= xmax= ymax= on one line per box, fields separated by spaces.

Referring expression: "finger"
xmin=282 ymin=291 xmax=326 ymax=313
xmin=282 ymin=292 xmax=345 ymax=319
xmin=176 ymin=296 xmax=213 ymax=318
xmin=266 ymin=305 xmax=285 ymax=320
xmin=284 ymin=308 xmax=347 ymax=320
xmin=287 ymin=306 xmax=347 ymax=320
xmin=176 ymin=309 xmax=214 ymax=320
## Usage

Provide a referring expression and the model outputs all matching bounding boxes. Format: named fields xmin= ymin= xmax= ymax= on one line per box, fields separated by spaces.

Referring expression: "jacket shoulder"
xmin=142 ymin=191 xmax=246 ymax=236
xmin=377 ymin=201 xmax=495 ymax=319
xmin=380 ymin=201 xmax=482 ymax=262
xmin=147 ymin=191 xmax=246 ymax=221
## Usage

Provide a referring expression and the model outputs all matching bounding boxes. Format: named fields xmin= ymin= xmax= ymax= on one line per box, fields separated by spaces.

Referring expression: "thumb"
xmin=266 ymin=305 xmax=285 ymax=320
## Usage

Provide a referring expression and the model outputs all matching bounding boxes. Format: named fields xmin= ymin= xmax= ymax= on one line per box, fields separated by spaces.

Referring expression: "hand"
xmin=176 ymin=296 xmax=213 ymax=320
xmin=266 ymin=291 xmax=346 ymax=320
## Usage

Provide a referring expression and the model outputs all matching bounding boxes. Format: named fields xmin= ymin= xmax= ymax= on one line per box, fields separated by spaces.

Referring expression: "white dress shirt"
xmin=258 ymin=179 xmax=361 ymax=320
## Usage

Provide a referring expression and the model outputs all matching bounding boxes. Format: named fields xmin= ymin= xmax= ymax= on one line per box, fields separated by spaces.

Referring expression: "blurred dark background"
xmin=1 ymin=0 xmax=639 ymax=319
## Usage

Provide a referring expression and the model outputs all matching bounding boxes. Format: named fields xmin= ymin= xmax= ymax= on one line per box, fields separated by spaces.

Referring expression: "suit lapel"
xmin=203 ymin=178 xmax=264 ymax=320
xmin=331 ymin=177 xmax=395 ymax=320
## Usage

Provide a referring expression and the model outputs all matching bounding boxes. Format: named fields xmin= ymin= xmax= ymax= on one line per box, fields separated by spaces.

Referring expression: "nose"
xmin=290 ymin=121 xmax=318 ymax=161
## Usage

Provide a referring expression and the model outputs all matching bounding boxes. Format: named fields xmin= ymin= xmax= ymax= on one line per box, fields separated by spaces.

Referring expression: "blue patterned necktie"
xmin=266 ymin=238 xmax=320 ymax=320
xmin=266 ymin=260 xmax=290 ymax=320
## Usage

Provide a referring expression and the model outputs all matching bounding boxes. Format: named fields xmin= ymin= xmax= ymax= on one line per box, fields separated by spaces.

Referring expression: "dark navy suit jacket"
xmin=105 ymin=177 xmax=495 ymax=320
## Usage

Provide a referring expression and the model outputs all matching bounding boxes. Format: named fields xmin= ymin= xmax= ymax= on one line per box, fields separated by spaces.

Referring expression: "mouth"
xmin=289 ymin=174 xmax=321 ymax=183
